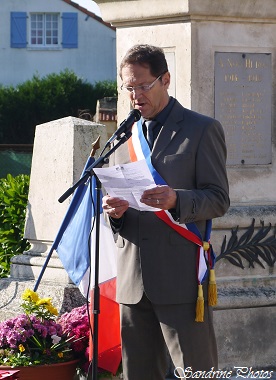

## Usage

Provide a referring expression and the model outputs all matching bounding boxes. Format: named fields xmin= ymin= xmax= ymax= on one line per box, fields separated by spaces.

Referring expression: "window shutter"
xmin=10 ymin=12 xmax=27 ymax=48
xmin=62 ymin=13 xmax=78 ymax=48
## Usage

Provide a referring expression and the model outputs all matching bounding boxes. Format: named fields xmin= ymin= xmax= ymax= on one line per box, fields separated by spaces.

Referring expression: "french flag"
xmin=54 ymin=156 xmax=121 ymax=375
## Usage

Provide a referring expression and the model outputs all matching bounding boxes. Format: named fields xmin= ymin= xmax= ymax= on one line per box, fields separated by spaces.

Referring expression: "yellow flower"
xmin=58 ymin=352 xmax=64 ymax=358
xmin=22 ymin=289 xmax=39 ymax=302
xmin=18 ymin=344 xmax=25 ymax=352
xmin=36 ymin=297 xmax=52 ymax=306
xmin=46 ymin=305 xmax=58 ymax=316
xmin=35 ymin=297 xmax=58 ymax=315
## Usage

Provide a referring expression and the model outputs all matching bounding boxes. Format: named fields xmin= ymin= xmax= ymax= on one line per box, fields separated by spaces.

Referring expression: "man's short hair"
xmin=119 ymin=44 xmax=168 ymax=79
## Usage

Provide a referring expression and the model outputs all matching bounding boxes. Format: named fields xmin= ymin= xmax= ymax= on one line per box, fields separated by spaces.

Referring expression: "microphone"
xmin=105 ymin=109 xmax=141 ymax=146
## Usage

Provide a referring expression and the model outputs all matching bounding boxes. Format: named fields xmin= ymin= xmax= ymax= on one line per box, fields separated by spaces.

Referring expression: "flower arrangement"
xmin=58 ymin=307 xmax=123 ymax=379
xmin=0 ymin=289 xmax=122 ymax=379
xmin=0 ymin=289 xmax=89 ymax=370
xmin=57 ymin=304 xmax=90 ymax=373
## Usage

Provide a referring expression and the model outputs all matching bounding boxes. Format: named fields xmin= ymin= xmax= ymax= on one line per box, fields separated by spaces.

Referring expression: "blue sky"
xmin=74 ymin=0 xmax=101 ymax=16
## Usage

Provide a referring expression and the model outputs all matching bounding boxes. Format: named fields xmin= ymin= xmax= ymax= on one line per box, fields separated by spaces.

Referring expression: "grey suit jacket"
xmin=109 ymin=100 xmax=230 ymax=305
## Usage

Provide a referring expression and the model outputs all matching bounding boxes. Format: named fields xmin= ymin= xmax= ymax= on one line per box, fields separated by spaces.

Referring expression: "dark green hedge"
xmin=0 ymin=174 xmax=30 ymax=278
xmin=0 ymin=70 xmax=117 ymax=144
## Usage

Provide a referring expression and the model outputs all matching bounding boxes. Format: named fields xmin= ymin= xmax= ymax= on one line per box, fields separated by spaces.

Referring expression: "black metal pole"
xmin=33 ymin=131 xmax=133 ymax=380
xmin=91 ymin=176 xmax=101 ymax=380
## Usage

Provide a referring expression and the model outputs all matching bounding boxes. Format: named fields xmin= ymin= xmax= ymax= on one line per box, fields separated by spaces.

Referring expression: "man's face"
xmin=121 ymin=63 xmax=170 ymax=119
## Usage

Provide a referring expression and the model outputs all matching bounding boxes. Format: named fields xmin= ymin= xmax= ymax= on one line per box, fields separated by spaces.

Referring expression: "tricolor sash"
xmin=128 ymin=119 xmax=217 ymax=321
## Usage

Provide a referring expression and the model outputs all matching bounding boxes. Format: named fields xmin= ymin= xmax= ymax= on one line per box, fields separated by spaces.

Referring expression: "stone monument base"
xmin=0 ymin=277 xmax=85 ymax=321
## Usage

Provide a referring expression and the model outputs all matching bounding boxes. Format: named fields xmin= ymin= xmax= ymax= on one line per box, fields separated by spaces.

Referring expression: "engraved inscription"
xmin=215 ymin=52 xmax=272 ymax=165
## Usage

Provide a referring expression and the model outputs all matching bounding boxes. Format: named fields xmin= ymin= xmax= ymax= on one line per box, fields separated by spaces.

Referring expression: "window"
xmin=30 ymin=13 xmax=59 ymax=46
xmin=11 ymin=12 xmax=78 ymax=49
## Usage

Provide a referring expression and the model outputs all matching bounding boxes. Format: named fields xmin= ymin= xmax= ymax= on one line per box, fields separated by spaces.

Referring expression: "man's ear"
xmin=162 ymin=72 xmax=171 ymax=88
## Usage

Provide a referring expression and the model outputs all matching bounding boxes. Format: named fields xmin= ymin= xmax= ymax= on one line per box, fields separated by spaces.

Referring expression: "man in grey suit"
xmin=103 ymin=44 xmax=229 ymax=379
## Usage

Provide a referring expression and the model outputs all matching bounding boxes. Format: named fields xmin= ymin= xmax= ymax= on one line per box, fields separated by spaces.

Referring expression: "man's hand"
xmin=102 ymin=195 xmax=129 ymax=219
xmin=140 ymin=185 xmax=177 ymax=210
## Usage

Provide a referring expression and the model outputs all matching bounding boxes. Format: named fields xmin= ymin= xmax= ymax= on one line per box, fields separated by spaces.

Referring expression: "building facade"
xmin=0 ymin=0 xmax=116 ymax=86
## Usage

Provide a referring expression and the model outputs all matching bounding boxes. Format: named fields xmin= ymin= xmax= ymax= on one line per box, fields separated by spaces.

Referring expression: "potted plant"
xmin=0 ymin=289 xmax=122 ymax=380
xmin=0 ymin=289 xmax=88 ymax=380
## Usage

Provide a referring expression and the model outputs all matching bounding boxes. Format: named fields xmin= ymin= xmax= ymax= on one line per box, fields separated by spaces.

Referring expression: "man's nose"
xmin=131 ymin=88 xmax=143 ymax=98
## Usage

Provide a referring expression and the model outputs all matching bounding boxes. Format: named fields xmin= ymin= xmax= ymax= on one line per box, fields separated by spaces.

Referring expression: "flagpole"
xmin=33 ymin=247 xmax=54 ymax=292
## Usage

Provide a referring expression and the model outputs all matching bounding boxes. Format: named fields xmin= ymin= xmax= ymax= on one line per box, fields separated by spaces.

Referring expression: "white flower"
xmin=51 ymin=334 xmax=62 ymax=344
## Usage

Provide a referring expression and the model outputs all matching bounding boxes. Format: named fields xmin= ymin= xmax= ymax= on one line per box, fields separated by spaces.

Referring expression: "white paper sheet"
xmin=93 ymin=159 xmax=161 ymax=211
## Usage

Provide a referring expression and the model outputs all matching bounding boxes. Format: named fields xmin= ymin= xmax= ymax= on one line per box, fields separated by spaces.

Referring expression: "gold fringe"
xmin=203 ymin=241 xmax=210 ymax=251
xmin=195 ymin=284 xmax=204 ymax=322
xmin=208 ymin=269 xmax=218 ymax=306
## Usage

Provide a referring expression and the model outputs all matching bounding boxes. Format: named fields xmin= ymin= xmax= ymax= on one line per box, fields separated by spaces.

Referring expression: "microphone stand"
xmin=34 ymin=130 xmax=132 ymax=380
xmin=91 ymin=173 xmax=101 ymax=380
xmin=62 ymin=132 xmax=132 ymax=380
xmin=58 ymin=134 xmax=127 ymax=203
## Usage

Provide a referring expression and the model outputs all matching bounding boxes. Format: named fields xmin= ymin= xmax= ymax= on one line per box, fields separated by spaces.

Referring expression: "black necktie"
xmin=145 ymin=120 xmax=157 ymax=149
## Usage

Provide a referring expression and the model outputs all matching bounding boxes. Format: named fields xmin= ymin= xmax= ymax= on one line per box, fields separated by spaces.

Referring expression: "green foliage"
xmin=0 ymin=174 xmax=30 ymax=278
xmin=0 ymin=70 xmax=117 ymax=144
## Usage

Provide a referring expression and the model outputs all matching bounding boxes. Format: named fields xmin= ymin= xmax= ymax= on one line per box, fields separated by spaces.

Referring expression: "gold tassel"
xmin=208 ymin=269 xmax=218 ymax=306
xmin=195 ymin=284 xmax=204 ymax=322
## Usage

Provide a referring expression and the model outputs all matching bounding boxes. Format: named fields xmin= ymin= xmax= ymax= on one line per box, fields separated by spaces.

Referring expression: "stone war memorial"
xmin=0 ymin=0 xmax=275 ymax=374
xmin=97 ymin=0 xmax=276 ymax=370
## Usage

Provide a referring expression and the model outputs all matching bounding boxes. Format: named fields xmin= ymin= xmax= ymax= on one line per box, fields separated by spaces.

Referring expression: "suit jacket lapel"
xmin=152 ymin=100 xmax=185 ymax=160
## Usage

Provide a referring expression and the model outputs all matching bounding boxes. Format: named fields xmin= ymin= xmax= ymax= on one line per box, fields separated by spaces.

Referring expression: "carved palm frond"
xmin=216 ymin=219 xmax=276 ymax=269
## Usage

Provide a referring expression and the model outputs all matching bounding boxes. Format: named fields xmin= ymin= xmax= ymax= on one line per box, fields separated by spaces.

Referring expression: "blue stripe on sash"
xmin=137 ymin=119 xmax=166 ymax=185
xmin=136 ymin=120 xmax=206 ymax=242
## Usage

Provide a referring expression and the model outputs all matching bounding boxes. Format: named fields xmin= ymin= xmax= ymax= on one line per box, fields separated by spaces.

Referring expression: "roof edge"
xmin=62 ymin=0 xmax=116 ymax=30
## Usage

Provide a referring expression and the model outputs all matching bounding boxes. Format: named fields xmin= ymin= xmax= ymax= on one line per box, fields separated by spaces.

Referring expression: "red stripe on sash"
xmin=128 ymin=136 xmax=138 ymax=162
xmin=156 ymin=210 xmax=202 ymax=247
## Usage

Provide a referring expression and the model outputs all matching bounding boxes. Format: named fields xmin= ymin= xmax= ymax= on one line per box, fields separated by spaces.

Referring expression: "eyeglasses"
xmin=120 ymin=74 xmax=163 ymax=93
